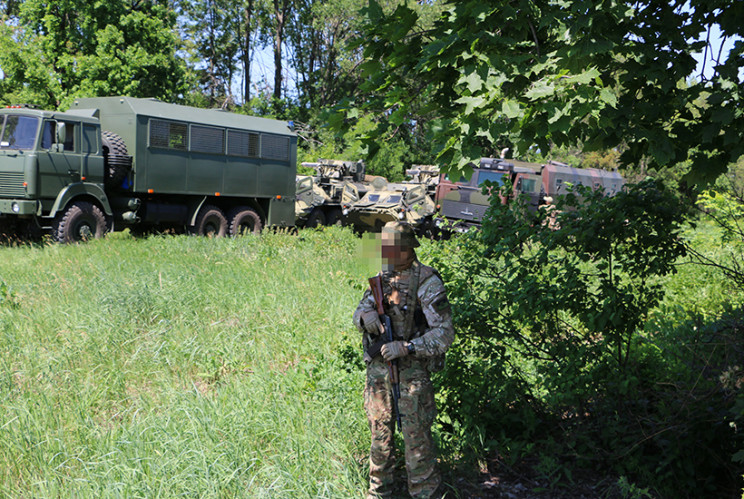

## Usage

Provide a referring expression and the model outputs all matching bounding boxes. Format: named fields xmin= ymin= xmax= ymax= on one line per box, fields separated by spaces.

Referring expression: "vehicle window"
xmin=444 ymin=174 xmax=468 ymax=183
xmin=150 ymin=119 xmax=188 ymax=150
xmin=83 ymin=124 xmax=98 ymax=154
xmin=41 ymin=120 xmax=55 ymax=149
xmin=227 ymin=130 xmax=259 ymax=157
xmin=367 ymin=194 xmax=380 ymax=202
xmin=52 ymin=121 xmax=77 ymax=152
xmin=261 ymin=134 xmax=290 ymax=161
xmin=520 ymin=178 xmax=537 ymax=193
xmin=191 ymin=125 xmax=225 ymax=154
xmin=0 ymin=115 xmax=40 ymax=150
xmin=477 ymin=171 xmax=505 ymax=186
xmin=385 ymin=195 xmax=402 ymax=204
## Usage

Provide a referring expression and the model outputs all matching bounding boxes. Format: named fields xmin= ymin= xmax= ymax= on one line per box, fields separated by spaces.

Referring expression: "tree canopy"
xmin=332 ymin=0 xmax=743 ymax=184
xmin=0 ymin=0 xmax=187 ymax=109
xmin=0 ymin=0 xmax=741 ymax=183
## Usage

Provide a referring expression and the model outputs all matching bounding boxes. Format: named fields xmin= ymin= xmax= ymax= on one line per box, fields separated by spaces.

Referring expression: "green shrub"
xmin=422 ymin=180 xmax=744 ymax=496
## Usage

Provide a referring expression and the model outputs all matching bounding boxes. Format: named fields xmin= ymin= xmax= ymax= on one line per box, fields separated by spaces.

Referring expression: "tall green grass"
xmin=1 ymin=222 xmax=741 ymax=497
xmin=0 ymin=228 xmax=369 ymax=497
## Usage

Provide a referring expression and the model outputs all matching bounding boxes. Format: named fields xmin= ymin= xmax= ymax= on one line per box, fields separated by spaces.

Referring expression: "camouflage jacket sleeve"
xmin=353 ymin=289 xmax=376 ymax=332
xmin=409 ymin=273 xmax=454 ymax=357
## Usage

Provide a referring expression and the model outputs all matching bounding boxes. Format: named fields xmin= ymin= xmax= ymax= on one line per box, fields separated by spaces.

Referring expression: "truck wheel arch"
xmin=49 ymin=183 xmax=113 ymax=219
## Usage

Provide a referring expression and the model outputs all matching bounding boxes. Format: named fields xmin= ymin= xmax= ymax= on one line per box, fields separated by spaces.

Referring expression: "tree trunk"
xmin=273 ymin=0 xmax=290 ymax=102
xmin=243 ymin=0 xmax=254 ymax=104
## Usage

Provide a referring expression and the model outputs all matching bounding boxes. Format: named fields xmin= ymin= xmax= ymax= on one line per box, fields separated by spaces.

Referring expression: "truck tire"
xmin=190 ymin=205 xmax=228 ymax=237
xmin=102 ymin=130 xmax=132 ymax=189
xmin=228 ymin=207 xmax=262 ymax=236
xmin=305 ymin=207 xmax=326 ymax=228
xmin=52 ymin=201 xmax=107 ymax=243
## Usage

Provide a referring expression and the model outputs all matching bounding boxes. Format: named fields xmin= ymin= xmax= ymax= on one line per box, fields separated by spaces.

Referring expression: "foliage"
xmin=0 ymin=0 xmax=188 ymax=109
xmin=297 ymin=114 xmax=418 ymax=181
xmin=420 ymin=181 xmax=744 ymax=495
xmin=484 ymin=179 xmax=689 ymax=368
xmin=179 ymin=0 xmax=244 ymax=105
xmin=0 ymin=224 xmax=742 ymax=495
xmin=335 ymin=0 xmax=744 ymax=184
xmin=690 ymin=164 xmax=744 ymax=291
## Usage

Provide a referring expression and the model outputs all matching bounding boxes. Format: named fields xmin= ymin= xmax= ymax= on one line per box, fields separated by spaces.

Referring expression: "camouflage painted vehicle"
xmin=405 ymin=164 xmax=440 ymax=197
xmin=295 ymin=159 xmax=368 ymax=227
xmin=434 ymin=158 xmax=539 ymax=231
xmin=345 ymin=177 xmax=437 ymax=234
xmin=435 ymin=158 xmax=623 ymax=232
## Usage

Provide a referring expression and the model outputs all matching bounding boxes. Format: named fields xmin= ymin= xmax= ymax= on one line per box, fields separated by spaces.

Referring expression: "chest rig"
xmin=381 ymin=261 xmax=426 ymax=341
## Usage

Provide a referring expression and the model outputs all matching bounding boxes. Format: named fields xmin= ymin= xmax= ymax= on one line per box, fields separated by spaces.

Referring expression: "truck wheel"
xmin=102 ymin=131 xmax=132 ymax=189
xmin=228 ymin=207 xmax=262 ymax=236
xmin=52 ymin=201 xmax=107 ymax=243
xmin=326 ymin=208 xmax=343 ymax=226
xmin=190 ymin=205 xmax=228 ymax=237
xmin=305 ymin=208 xmax=326 ymax=228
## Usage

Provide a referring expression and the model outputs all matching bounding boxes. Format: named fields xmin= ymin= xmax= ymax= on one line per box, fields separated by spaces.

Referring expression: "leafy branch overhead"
xmin=334 ymin=0 xmax=743 ymax=184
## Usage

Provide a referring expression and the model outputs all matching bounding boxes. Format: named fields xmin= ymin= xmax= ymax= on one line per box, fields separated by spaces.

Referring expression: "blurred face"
xmin=381 ymin=232 xmax=414 ymax=270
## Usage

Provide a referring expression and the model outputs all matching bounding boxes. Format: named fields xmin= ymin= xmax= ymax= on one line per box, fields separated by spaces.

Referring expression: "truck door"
xmin=37 ymin=120 xmax=80 ymax=199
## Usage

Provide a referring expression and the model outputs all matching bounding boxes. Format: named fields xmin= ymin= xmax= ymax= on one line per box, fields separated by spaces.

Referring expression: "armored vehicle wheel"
xmin=190 ymin=205 xmax=228 ymax=237
xmin=52 ymin=201 xmax=107 ymax=243
xmin=228 ymin=206 xmax=262 ymax=236
xmin=101 ymin=131 xmax=132 ymax=189
xmin=326 ymin=207 xmax=343 ymax=226
xmin=305 ymin=208 xmax=326 ymax=228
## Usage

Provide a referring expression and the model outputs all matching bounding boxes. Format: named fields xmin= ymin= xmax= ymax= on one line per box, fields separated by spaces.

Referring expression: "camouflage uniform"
xmin=353 ymin=257 xmax=454 ymax=498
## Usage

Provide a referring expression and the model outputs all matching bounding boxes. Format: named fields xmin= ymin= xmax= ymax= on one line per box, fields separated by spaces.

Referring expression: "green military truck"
xmin=0 ymin=96 xmax=296 ymax=242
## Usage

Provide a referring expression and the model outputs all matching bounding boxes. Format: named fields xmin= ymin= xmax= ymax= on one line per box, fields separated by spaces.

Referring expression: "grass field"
xmin=1 ymin=223 xmax=742 ymax=497
xmin=0 ymin=228 xmax=371 ymax=497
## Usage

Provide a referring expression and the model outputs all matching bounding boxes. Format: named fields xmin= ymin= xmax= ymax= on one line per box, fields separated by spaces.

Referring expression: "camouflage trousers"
xmin=364 ymin=358 xmax=440 ymax=499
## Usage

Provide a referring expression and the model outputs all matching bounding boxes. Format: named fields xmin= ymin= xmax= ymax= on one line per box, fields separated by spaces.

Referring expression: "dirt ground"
xmin=380 ymin=457 xmax=628 ymax=499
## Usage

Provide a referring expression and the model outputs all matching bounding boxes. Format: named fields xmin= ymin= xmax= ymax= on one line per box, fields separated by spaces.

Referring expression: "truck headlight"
xmin=397 ymin=211 xmax=405 ymax=220
xmin=11 ymin=202 xmax=19 ymax=213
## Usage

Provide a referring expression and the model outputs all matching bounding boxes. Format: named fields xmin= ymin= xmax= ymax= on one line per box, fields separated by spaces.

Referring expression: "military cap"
xmin=381 ymin=221 xmax=420 ymax=248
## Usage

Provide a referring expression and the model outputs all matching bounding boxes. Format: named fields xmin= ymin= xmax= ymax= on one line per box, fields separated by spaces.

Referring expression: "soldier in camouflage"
xmin=353 ymin=221 xmax=455 ymax=498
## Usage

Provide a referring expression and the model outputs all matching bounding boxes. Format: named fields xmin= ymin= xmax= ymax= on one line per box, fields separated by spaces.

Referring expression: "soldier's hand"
xmin=361 ymin=311 xmax=383 ymax=335
xmin=381 ymin=341 xmax=409 ymax=361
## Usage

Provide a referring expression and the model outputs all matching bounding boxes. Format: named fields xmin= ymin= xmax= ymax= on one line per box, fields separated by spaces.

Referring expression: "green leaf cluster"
xmin=420 ymin=182 xmax=744 ymax=494
xmin=336 ymin=0 xmax=744 ymax=185
xmin=0 ymin=0 xmax=187 ymax=109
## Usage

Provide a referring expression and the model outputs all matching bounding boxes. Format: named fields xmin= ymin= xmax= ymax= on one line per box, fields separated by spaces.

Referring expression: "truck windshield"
xmin=477 ymin=171 xmax=505 ymax=186
xmin=0 ymin=115 xmax=40 ymax=150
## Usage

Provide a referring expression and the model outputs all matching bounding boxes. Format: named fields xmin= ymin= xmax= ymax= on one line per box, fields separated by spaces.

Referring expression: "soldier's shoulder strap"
xmin=417 ymin=263 xmax=442 ymax=286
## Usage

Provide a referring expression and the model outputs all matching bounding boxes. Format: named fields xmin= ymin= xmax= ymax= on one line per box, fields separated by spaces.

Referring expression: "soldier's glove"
xmin=381 ymin=341 xmax=409 ymax=361
xmin=361 ymin=311 xmax=383 ymax=335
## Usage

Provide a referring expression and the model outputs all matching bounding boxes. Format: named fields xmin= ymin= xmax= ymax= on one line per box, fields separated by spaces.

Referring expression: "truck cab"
xmin=434 ymin=158 xmax=546 ymax=231
xmin=0 ymin=107 xmax=106 ymax=232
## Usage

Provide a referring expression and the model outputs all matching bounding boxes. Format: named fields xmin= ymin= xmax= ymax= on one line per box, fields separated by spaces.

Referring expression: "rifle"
xmin=368 ymin=274 xmax=403 ymax=432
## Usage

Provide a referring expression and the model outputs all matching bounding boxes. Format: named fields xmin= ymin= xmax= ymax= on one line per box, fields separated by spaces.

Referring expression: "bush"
xmin=422 ymin=180 xmax=744 ymax=496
